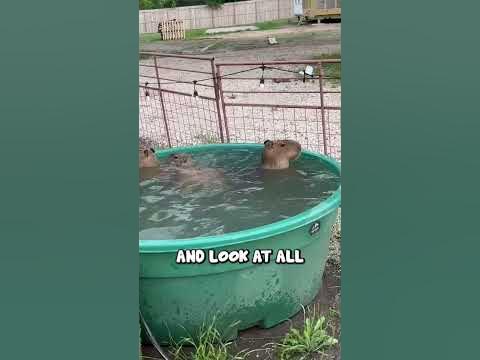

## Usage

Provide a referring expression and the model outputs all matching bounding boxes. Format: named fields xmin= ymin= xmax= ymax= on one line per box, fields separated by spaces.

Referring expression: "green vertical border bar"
xmin=343 ymin=1 xmax=480 ymax=359
xmin=0 ymin=1 xmax=138 ymax=359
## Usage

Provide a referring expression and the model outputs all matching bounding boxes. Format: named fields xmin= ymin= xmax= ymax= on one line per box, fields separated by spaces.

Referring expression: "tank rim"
xmin=140 ymin=143 xmax=341 ymax=253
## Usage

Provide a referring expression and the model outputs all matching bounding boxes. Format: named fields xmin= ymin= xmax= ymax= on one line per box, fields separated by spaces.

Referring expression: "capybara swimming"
xmin=139 ymin=148 xmax=160 ymax=169
xmin=166 ymin=153 xmax=194 ymax=168
xmin=139 ymin=148 xmax=163 ymax=182
xmin=261 ymin=139 xmax=302 ymax=170
xmin=167 ymin=152 xmax=224 ymax=188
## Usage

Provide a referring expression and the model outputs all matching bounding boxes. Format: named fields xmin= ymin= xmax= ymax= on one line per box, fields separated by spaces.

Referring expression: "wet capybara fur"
xmin=139 ymin=148 xmax=163 ymax=182
xmin=139 ymin=148 xmax=160 ymax=169
xmin=167 ymin=152 xmax=224 ymax=188
xmin=167 ymin=153 xmax=194 ymax=168
xmin=261 ymin=139 xmax=302 ymax=170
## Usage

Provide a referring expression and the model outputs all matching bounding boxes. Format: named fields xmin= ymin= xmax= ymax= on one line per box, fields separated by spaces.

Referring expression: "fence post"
xmin=190 ymin=8 xmax=195 ymax=29
xmin=318 ymin=62 xmax=328 ymax=156
xmin=211 ymin=58 xmax=225 ymax=143
xmin=234 ymin=2 xmax=238 ymax=26
xmin=255 ymin=1 xmax=259 ymax=23
xmin=153 ymin=56 xmax=172 ymax=148
xmin=277 ymin=0 xmax=280 ymax=19
xmin=215 ymin=64 xmax=231 ymax=142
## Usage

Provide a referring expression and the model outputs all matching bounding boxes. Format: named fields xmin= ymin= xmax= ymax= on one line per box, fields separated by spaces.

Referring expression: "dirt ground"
xmin=140 ymin=23 xmax=340 ymax=61
xmin=232 ymin=222 xmax=342 ymax=360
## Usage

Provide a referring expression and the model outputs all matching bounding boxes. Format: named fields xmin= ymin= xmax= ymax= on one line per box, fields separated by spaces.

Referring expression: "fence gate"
xmin=139 ymin=53 xmax=224 ymax=149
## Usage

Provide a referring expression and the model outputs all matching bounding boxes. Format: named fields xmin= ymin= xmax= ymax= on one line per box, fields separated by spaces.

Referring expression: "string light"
xmin=144 ymin=82 xmax=150 ymax=99
xmin=259 ymin=64 xmax=265 ymax=89
xmin=192 ymin=80 xmax=198 ymax=98
xmin=139 ymin=64 xmax=339 ymax=97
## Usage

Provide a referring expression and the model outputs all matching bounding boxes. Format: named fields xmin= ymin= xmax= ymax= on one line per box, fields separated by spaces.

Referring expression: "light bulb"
xmin=259 ymin=64 xmax=266 ymax=89
xmin=144 ymin=82 xmax=150 ymax=99
xmin=192 ymin=80 xmax=199 ymax=100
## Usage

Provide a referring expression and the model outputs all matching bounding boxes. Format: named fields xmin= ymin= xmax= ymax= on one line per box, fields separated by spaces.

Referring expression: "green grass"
xmin=186 ymin=28 xmax=208 ymax=40
xmin=140 ymin=33 xmax=163 ymax=44
xmin=139 ymin=29 xmax=207 ymax=43
xmin=312 ymin=52 xmax=341 ymax=60
xmin=194 ymin=133 xmax=221 ymax=144
xmin=140 ymin=18 xmax=295 ymax=44
xmin=255 ymin=19 xmax=292 ymax=31
xmin=187 ymin=18 xmax=293 ymax=38
xmin=139 ymin=53 xmax=152 ymax=60
xmin=171 ymin=319 xmax=248 ymax=360
xmin=276 ymin=307 xmax=338 ymax=360
xmin=312 ymin=52 xmax=341 ymax=84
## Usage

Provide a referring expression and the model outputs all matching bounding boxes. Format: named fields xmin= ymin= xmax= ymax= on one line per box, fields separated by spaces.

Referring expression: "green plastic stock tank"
xmin=140 ymin=143 xmax=341 ymax=343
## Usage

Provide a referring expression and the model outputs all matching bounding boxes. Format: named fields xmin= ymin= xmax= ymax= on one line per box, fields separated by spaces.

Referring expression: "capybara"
xmin=261 ymin=139 xmax=302 ymax=170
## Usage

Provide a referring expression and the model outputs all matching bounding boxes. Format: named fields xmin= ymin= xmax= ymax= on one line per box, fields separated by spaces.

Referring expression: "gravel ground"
xmin=329 ymin=209 xmax=341 ymax=267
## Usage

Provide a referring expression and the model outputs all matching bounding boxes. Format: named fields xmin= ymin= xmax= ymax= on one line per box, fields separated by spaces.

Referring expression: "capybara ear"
xmin=264 ymin=140 xmax=273 ymax=148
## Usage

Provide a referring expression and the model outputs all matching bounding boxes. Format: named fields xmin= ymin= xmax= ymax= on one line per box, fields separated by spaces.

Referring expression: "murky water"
xmin=139 ymin=148 xmax=340 ymax=240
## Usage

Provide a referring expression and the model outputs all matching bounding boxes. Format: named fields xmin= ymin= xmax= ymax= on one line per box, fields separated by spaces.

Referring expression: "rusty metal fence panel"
xmin=139 ymin=53 xmax=224 ymax=149
xmin=139 ymin=53 xmax=341 ymax=161
xmin=216 ymin=60 xmax=341 ymax=161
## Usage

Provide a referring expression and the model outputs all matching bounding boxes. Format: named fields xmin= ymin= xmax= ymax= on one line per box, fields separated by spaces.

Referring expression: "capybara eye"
xmin=280 ymin=143 xmax=286 ymax=147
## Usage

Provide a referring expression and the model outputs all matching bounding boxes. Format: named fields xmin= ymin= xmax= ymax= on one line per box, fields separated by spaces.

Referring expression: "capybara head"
xmin=167 ymin=153 xmax=194 ymax=168
xmin=139 ymin=148 xmax=160 ymax=168
xmin=262 ymin=139 xmax=302 ymax=170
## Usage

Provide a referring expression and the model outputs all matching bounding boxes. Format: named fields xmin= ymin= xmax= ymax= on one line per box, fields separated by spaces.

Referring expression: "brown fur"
xmin=167 ymin=153 xmax=194 ymax=168
xmin=261 ymin=139 xmax=302 ymax=170
xmin=139 ymin=148 xmax=163 ymax=182
xmin=168 ymin=152 xmax=224 ymax=188
xmin=176 ymin=168 xmax=224 ymax=188
xmin=139 ymin=148 xmax=160 ymax=169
